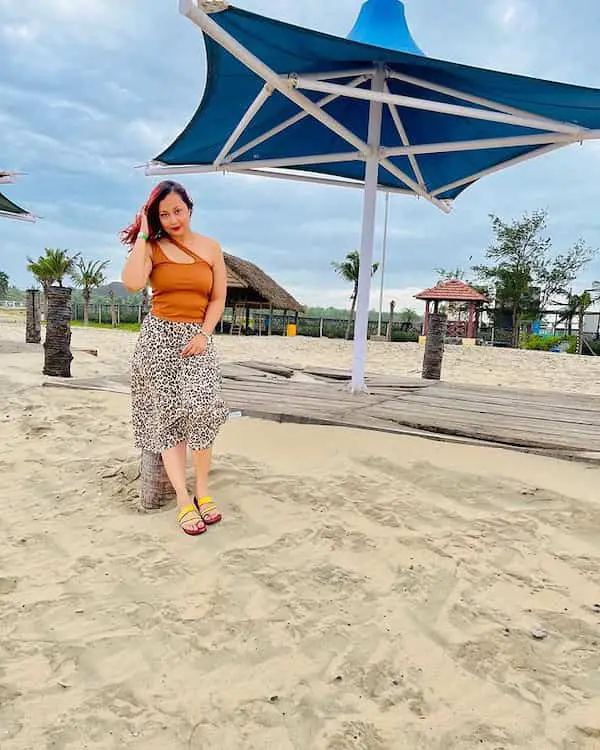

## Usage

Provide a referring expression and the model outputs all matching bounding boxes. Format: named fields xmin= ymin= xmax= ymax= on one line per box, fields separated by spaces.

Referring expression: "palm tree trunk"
xmin=422 ymin=312 xmax=447 ymax=380
xmin=386 ymin=300 xmax=396 ymax=342
xmin=577 ymin=303 xmax=585 ymax=355
xmin=511 ymin=308 xmax=521 ymax=348
xmin=43 ymin=286 xmax=73 ymax=377
xmin=140 ymin=449 xmax=175 ymax=510
xmin=345 ymin=285 xmax=358 ymax=340
xmin=83 ymin=290 xmax=90 ymax=326
xmin=25 ymin=289 xmax=42 ymax=344
xmin=42 ymin=282 xmax=50 ymax=320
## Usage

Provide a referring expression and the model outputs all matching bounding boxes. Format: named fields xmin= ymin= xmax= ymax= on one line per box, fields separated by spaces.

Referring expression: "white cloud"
xmin=0 ymin=23 xmax=39 ymax=43
xmin=490 ymin=0 xmax=537 ymax=31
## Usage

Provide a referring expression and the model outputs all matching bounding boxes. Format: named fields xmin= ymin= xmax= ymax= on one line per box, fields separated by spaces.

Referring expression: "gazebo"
xmin=415 ymin=279 xmax=488 ymax=344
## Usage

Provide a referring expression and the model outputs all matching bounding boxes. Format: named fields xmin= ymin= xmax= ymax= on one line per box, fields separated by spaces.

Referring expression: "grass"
xmin=70 ymin=320 xmax=140 ymax=332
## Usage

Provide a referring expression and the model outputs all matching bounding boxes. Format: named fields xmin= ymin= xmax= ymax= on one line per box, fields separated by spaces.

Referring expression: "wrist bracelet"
xmin=198 ymin=328 xmax=212 ymax=341
xmin=137 ymin=231 xmax=149 ymax=241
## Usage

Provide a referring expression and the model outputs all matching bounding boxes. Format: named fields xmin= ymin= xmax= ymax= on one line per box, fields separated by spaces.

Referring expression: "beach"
xmin=1 ymin=316 xmax=599 ymax=749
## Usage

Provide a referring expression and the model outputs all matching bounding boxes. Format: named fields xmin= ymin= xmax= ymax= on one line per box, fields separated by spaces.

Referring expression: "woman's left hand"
xmin=181 ymin=334 xmax=208 ymax=357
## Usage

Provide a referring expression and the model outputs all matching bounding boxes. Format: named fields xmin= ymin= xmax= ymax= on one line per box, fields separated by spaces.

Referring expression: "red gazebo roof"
xmin=415 ymin=279 xmax=489 ymax=303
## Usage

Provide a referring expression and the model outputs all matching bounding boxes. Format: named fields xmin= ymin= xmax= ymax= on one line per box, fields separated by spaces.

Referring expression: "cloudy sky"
xmin=2 ymin=0 xmax=600 ymax=311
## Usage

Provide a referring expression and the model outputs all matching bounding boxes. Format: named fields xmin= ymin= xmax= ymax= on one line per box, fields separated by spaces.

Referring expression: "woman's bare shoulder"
xmin=192 ymin=233 xmax=222 ymax=257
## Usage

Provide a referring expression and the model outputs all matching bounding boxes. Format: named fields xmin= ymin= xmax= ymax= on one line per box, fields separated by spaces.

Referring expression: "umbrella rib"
xmin=214 ymin=84 xmax=273 ymax=167
xmin=386 ymin=70 xmax=582 ymax=135
xmin=225 ymin=74 xmax=370 ymax=163
xmin=383 ymin=81 xmax=425 ymax=187
xmin=222 ymin=153 xmax=365 ymax=170
xmin=377 ymin=156 xmax=449 ymax=212
xmin=430 ymin=142 xmax=568 ymax=197
xmin=382 ymin=131 xmax=600 ymax=157
xmin=230 ymin=168 xmax=415 ymax=194
xmin=294 ymin=77 xmax=586 ymax=136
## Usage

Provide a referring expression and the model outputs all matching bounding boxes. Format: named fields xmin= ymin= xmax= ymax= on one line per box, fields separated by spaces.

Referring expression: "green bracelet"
xmin=137 ymin=231 xmax=149 ymax=241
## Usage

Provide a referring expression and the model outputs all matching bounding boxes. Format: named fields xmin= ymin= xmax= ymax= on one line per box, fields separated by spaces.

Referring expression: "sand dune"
xmin=0 ymin=318 xmax=599 ymax=749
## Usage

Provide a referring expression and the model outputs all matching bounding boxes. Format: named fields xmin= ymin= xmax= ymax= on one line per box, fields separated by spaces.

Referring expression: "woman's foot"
xmin=176 ymin=505 xmax=207 ymax=536
xmin=194 ymin=496 xmax=222 ymax=525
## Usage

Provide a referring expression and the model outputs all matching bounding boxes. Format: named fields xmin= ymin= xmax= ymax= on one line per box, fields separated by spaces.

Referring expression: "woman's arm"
xmin=121 ymin=208 xmax=152 ymax=291
xmin=202 ymin=242 xmax=227 ymax=335
xmin=122 ymin=237 xmax=152 ymax=291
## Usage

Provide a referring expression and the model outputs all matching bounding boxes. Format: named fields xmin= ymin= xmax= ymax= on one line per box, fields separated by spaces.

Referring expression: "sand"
xmin=0 ymin=316 xmax=599 ymax=749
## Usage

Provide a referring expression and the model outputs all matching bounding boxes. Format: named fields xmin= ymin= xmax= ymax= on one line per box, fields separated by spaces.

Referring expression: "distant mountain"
xmin=96 ymin=281 xmax=130 ymax=299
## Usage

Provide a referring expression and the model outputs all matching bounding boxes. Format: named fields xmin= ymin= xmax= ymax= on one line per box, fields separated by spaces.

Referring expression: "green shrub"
xmin=521 ymin=333 xmax=577 ymax=353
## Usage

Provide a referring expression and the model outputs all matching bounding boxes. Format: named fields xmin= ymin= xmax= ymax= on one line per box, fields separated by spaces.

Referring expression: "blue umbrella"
xmin=147 ymin=0 xmax=600 ymax=390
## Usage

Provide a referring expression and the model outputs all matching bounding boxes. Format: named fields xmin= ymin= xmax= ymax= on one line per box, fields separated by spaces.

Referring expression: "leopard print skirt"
xmin=130 ymin=313 xmax=229 ymax=453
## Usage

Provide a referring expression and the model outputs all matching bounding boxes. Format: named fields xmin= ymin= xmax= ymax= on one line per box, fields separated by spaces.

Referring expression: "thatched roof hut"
xmin=224 ymin=252 xmax=303 ymax=313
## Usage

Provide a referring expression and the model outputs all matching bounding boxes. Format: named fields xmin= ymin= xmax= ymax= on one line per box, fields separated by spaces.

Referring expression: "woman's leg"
xmin=162 ymin=441 xmax=204 ymax=532
xmin=192 ymin=447 xmax=222 ymax=524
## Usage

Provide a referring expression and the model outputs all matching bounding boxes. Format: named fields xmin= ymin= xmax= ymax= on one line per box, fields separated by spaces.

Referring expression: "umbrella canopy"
xmin=147 ymin=0 xmax=600 ymax=389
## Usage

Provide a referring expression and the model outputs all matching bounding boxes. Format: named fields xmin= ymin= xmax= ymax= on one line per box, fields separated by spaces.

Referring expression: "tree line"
xmin=2 ymin=208 xmax=598 ymax=350
xmin=331 ymin=209 xmax=599 ymax=347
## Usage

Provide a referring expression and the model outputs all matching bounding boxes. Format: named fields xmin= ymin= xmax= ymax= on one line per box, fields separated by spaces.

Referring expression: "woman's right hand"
xmin=139 ymin=205 xmax=150 ymax=236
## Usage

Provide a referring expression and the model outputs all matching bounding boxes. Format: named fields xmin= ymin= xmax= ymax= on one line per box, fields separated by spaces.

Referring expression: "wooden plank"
xmin=431 ymin=379 xmax=600 ymax=409
xmin=234 ymin=361 xmax=295 ymax=378
xmin=364 ymin=403 xmax=598 ymax=452
xmin=301 ymin=366 xmax=351 ymax=381
xmin=396 ymin=392 xmax=600 ymax=428
xmin=43 ymin=380 xmax=129 ymax=395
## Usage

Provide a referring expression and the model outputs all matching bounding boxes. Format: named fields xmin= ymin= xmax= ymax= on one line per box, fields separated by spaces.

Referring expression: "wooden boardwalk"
xmin=43 ymin=360 xmax=600 ymax=463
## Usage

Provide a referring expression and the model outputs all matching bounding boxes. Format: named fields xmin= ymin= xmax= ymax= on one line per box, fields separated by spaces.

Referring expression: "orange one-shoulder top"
xmin=149 ymin=242 xmax=213 ymax=323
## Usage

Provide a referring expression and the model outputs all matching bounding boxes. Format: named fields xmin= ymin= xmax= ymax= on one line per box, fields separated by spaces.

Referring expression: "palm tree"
xmin=558 ymin=290 xmax=593 ymax=336
xmin=332 ymin=250 xmax=379 ymax=339
xmin=26 ymin=248 xmax=77 ymax=316
xmin=71 ymin=259 xmax=110 ymax=325
xmin=26 ymin=248 xmax=77 ymax=378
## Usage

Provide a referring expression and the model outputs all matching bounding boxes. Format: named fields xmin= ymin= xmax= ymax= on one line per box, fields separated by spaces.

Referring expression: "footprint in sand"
xmin=326 ymin=720 xmax=389 ymax=749
xmin=0 ymin=577 xmax=17 ymax=595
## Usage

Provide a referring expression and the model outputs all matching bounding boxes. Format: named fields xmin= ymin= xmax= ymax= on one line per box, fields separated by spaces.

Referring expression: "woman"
xmin=121 ymin=180 xmax=229 ymax=536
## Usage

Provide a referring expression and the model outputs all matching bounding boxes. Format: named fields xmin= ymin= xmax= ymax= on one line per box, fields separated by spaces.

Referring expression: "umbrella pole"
xmin=377 ymin=190 xmax=390 ymax=337
xmin=351 ymin=67 xmax=385 ymax=392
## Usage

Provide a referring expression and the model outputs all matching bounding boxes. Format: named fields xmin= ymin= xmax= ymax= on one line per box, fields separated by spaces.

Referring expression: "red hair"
xmin=119 ymin=181 xmax=194 ymax=246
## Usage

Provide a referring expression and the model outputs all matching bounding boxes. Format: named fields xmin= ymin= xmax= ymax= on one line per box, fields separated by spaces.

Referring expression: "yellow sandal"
xmin=193 ymin=496 xmax=222 ymax=525
xmin=176 ymin=505 xmax=207 ymax=536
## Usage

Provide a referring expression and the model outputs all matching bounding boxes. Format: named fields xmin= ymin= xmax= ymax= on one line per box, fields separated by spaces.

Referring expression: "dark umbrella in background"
xmin=146 ymin=0 xmax=600 ymax=390
xmin=0 ymin=171 xmax=35 ymax=222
